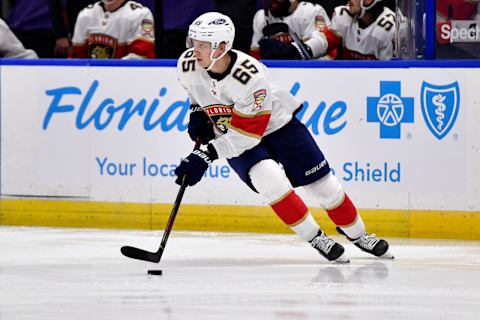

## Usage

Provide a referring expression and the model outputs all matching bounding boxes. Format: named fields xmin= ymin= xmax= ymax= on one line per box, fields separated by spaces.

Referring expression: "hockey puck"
xmin=147 ymin=269 xmax=162 ymax=276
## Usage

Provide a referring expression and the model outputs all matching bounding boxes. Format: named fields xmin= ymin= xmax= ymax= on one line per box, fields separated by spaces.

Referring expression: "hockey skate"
xmin=336 ymin=227 xmax=394 ymax=259
xmin=310 ymin=230 xmax=350 ymax=263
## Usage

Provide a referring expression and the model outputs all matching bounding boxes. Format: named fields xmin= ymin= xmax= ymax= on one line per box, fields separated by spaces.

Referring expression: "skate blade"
xmin=379 ymin=250 xmax=394 ymax=259
xmin=334 ymin=253 xmax=350 ymax=264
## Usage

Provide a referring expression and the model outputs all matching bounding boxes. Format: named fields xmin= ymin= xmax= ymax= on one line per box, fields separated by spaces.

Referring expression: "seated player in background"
xmin=175 ymin=12 xmax=394 ymax=263
xmin=72 ymin=0 xmax=155 ymax=59
xmin=250 ymin=0 xmax=341 ymax=60
xmin=0 ymin=18 xmax=38 ymax=58
xmin=327 ymin=0 xmax=396 ymax=60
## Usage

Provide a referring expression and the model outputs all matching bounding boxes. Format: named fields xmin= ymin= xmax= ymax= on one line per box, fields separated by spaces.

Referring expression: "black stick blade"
xmin=120 ymin=246 xmax=161 ymax=263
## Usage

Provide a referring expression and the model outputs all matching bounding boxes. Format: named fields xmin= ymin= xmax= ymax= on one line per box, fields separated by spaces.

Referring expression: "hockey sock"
xmin=338 ymin=214 xmax=366 ymax=240
xmin=327 ymin=194 xmax=366 ymax=240
xmin=271 ymin=190 xmax=320 ymax=241
xmin=290 ymin=214 xmax=321 ymax=242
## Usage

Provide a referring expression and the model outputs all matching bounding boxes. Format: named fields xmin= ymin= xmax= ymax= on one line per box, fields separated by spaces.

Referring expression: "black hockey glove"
xmin=174 ymin=145 xmax=218 ymax=186
xmin=188 ymin=104 xmax=215 ymax=145
xmin=259 ymin=38 xmax=302 ymax=60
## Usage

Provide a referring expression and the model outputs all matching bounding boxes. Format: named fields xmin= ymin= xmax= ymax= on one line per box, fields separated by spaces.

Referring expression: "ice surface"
xmin=1 ymin=226 xmax=479 ymax=320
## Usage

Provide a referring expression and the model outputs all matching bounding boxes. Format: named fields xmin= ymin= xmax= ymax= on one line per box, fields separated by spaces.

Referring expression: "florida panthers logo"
xmin=421 ymin=81 xmax=460 ymax=140
xmin=204 ymin=104 xmax=233 ymax=134
xmin=216 ymin=116 xmax=231 ymax=133
xmin=88 ymin=33 xmax=117 ymax=58
xmin=90 ymin=46 xmax=112 ymax=58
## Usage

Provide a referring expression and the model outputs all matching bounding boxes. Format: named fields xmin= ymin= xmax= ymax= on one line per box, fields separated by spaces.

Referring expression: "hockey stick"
xmin=289 ymin=31 xmax=312 ymax=60
xmin=120 ymin=141 xmax=201 ymax=263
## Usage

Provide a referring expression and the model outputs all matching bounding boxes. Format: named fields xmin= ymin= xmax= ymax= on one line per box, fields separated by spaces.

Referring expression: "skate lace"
xmin=310 ymin=233 xmax=335 ymax=254
xmin=356 ymin=233 xmax=380 ymax=250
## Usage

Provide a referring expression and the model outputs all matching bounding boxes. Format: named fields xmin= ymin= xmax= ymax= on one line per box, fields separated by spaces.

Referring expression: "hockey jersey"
xmin=72 ymin=1 xmax=155 ymax=59
xmin=0 ymin=18 xmax=37 ymax=58
xmin=251 ymin=1 xmax=331 ymax=59
xmin=177 ymin=49 xmax=300 ymax=159
xmin=331 ymin=5 xmax=395 ymax=60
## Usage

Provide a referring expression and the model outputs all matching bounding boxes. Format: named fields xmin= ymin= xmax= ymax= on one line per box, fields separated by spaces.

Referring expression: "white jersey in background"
xmin=0 ymin=18 xmax=37 ymax=58
xmin=177 ymin=49 xmax=300 ymax=159
xmin=72 ymin=1 xmax=155 ymax=59
xmin=331 ymin=5 xmax=395 ymax=60
xmin=251 ymin=1 xmax=331 ymax=59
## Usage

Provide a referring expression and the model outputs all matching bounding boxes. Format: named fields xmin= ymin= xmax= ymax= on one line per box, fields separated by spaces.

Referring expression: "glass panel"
xmin=435 ymin=0 xmax=480 ymax=59
xmin=395 ymin=0 xmax=420 ymax=59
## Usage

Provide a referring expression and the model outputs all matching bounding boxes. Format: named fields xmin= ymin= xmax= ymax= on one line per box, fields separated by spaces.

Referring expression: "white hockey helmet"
xmin=187 ymin=12 xmax=235 ymax=70
xmin=359 ymin=0 xmax=382 ymax=18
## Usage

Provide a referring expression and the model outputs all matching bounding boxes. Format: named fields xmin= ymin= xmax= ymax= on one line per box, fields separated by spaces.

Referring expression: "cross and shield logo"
xmin=366 ymin=81 xmax=414 ymax=139
xmin=420 ymin=81 xmax=460 ymax=140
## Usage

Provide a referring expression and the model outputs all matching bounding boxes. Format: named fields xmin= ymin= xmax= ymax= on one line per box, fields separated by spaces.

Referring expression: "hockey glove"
xmin=259 ymin=38 xmax=303 ymax=60
xmin=174 ymin=145 xmax=218 ymax=186
xmin=188 ymin=104 xmax=215 ymax=145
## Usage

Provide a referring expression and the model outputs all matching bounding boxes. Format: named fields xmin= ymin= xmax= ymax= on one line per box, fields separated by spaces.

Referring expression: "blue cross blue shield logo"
xmin=420 ymin=81 xmax=460 ymax=140
xmin=367 ymin=81 xmax=414 ymax=139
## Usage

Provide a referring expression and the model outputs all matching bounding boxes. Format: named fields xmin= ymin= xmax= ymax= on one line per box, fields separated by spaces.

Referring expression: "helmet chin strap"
xmin=359 ymin=0 xmax=380 ymax=19
xmin=102 ymin=0 xmax=116 ymax=5
xmin=205 ymin=47 xmax=228 ymax=71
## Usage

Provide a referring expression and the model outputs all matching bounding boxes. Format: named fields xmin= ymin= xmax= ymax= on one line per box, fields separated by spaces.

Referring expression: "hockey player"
xmin=250 ymin=0 xmax=341 ymax=60
xmin=327 ymin=0 xmax=396 ymax=60
xmin=0 ymin=18 xmax=38 ymax=58
xmin=174 ymin=12 xmax=393 ymax=263
xmin=72 ymin=0 xmax=155 ymax=59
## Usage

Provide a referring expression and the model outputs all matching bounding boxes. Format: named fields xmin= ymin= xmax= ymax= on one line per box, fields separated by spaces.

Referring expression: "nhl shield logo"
xmin=421 ymin=81 xmax=460 ymax=140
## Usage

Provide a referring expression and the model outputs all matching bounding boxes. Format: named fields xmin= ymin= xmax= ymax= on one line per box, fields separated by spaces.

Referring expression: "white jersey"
xmin=72 ymin=1 xmax=155 ymax=59
xmin=251 ymin=2 xmax=331 ymax=58
xmin=331 ymin=5 xmax=395 ymax=60
xmin=0 ymin=18 xmax=37 ymax=58
xmin=177 ymin=49 xmax=300 ymax=159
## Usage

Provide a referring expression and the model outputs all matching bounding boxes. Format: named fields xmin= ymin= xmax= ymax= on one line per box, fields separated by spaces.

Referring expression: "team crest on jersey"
xmin=315 ymin=15 xmax=326 ymax=32
xmin=88 ymin=33 xmax=117 ymax=58
xmin=421 ymin=81 xmax=460 ymax=140
xmin=204 ymin=104 xmax=233 ymax=134
xmin=253 ymin=89 xmax=267 ymax=111
xmin=141 ymin=19 xmax=154 ymax=38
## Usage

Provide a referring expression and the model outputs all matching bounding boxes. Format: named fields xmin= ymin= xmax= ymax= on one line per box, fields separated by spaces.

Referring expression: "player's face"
xmin=192 ymin=40 xmax=225 ymax=69
xmin=348 ymin=0 xmax=362 ymax=16
xmin=192 ymin=40 xmax=213 ymax=67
